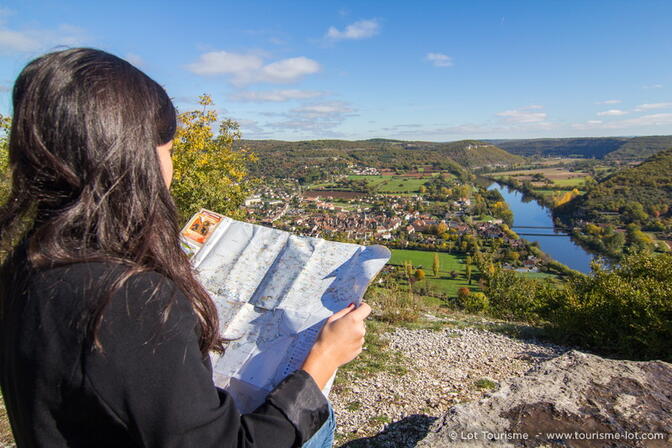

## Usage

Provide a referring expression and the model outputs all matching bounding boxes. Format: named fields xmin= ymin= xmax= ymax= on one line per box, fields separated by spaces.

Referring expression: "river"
xmin=487 ymin=183 xmax=595 ymax=273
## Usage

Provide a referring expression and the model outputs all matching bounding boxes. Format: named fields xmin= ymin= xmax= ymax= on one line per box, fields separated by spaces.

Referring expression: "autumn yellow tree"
xmin=432 ymin=252 xmax=440 ymax=277
xmin=170 ymin=95 xmax=257 ymax=220
xmin=553 ymin=188 xmax=581 ymax=207
xmin=0 ymin=114 xmax=11 ymax=205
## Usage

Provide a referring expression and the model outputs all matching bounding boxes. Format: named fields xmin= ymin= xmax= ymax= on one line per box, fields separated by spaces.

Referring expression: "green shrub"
xmin=460 ymin=292 xmax=489 ymax=313
xmin=484 ymin=269 xmax=545 ymax=320
xmin=545 ymin=252 xmax=672 ymax=361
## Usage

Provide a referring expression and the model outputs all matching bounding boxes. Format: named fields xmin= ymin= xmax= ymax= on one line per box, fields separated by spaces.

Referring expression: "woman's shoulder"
xmin=26 ymin=260 xmax=195 ymax=332
xmin=31 ymin=261 xmax=178 ymax=300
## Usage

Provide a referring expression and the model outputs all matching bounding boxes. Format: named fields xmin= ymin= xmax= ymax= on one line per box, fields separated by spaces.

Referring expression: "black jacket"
xmin=0 ymin=256 xmax=329 ymax=447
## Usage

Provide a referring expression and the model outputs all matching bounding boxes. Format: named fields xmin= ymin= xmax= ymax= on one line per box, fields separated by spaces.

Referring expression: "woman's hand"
xmin=301 ymin=302 xmax=372 ymax=389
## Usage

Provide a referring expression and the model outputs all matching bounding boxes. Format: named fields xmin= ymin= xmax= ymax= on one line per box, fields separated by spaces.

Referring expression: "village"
xmin=242 ymin=168 xmax=547 ymax=285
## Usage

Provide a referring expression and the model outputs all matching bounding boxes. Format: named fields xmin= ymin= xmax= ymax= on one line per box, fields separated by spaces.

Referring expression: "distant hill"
xmin=488 ymin=136 xmax=672 ymax=160
xmin=423 ymin=140 xmax=525 ymax=168
xmin=603 ymin=135 xmax=672 ymax=161
xmin=557 ymin=148 xmax=672 ymax=222
xmin=487 ymin=138 xmax=628 ymax=158
xmin=238 ymin=138 xmax=524 ymax=180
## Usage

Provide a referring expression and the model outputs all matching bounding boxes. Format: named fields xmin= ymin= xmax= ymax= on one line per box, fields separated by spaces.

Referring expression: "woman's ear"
xmin=156 ymin=140 xmax=174 ymax=188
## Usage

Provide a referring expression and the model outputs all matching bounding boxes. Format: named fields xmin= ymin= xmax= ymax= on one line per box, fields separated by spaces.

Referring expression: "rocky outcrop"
xmin=333 ymin=327 xmax=566 ymax=446
xmin=418 ymin=351 xmax=672 ymax=447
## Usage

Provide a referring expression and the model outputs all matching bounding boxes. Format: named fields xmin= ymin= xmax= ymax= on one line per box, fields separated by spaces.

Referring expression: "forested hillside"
xmin=488 ymin=137 xmax=627 ymax=158
xmin=604 ymin=135 xmax=672 ymax=161
xmin=237 ymin=138 xmax=523 ymax=181
xmin=428 ymin=140 xmax=524 ymax=168
xmin=490 ymin=135 xmax=672 ymax=160
xmin=557 ymin=148 xmax=672 ymax=226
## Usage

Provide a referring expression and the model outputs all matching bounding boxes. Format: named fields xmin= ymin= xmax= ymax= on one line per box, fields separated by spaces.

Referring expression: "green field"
xmin=346 ymin=175 xmax=390 ymax=189
xmin=551 ymin=177 xmax=586 ymax=187
xmin=311 ymin=173 xmax=450 ymax=194
xmin=388 ymin=249 xmax=479 ymax=297
xmin=347 ymin=174 xmax=436 ymax=193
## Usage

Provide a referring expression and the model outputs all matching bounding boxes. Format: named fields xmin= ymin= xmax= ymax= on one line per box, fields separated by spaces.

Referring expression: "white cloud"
xmin=634 ymin=102 xmax=672 ymax=111
xmin=187 ymin=51 xmax=263 ymax=76
xmin=0 ymin=28 xmax=38 ymax=52
xmin=326 ymin=19 xmax=380 ymax=41
xmin=496 ymin=105 xmax=547 ymax=123
xmin=0 ymin=22 xmax=86 ymax=53
xmin=230 ymin=89 xmax=325 ymax=102
xmin=573 ymin=113 xmax=672 ymax=131
xmin=596 ymin=99 xmax=621 ymax=105
xmin=266 ymin=100 xmax=356 ymax=136
xmin=293 ymin=101 xmax=354 ymax=118
xmin=643 ymin=84 xmax=663 ymax=89
xmin=597 ymin=109 xmax=628 ymax=116
xmin=615 ymin=113 xmax=672 ymax=128
xmin=236 ymin=118 xmax=274 ymax=138
xmin=260 ymin=57 xmax=321 ymax=83
xmin=425 ymin=52 xmax=453 ymax=67
xmin=187 ymin=51 xmax=320 ymax=86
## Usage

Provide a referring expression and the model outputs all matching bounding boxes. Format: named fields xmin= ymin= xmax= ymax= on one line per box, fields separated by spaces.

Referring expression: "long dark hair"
xmin=0 ymin=48 xmax=223 ymax=355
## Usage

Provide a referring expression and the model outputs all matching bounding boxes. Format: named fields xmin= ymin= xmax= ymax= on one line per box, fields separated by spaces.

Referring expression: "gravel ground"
xmin=332 ymin=327 xmax=567 ymax=447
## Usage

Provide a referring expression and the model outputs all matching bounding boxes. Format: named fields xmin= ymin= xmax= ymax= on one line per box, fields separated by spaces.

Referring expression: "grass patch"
xmin=346 ymin=174 xmax=435 ymax=193
xmin=389 ymin=249 xmax=467 ymax=273
xmin=474 ymin=378 xmax=498 ymax=390
xmin=345 ymin=401 xmax=362 ymax=412
xmin=552 ymin=177 xmax=586 ymax=187
xmin=369 ymin=415 xmax=391 ymax=425
xmin=388 ymin=249 xmax=480 ymax=297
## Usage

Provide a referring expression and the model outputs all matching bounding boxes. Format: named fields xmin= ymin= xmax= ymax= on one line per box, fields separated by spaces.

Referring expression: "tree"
xmin=435 ymin=221 xmax=448 ymax=235
xmin=545 ymin=251 xmax=672 ymax=361
xmin=460 ymin=292 xmax=489 ymax=313
xmin=457 ymin=287 xmax=470 ymax=302
xmin=170 ymin=95 xmax=257 ymax=220
xmin=404 ymin=260 xmax=414 ymax=279
xmin=625 ymin=224 xmax=653 ymax=253
xmin=432 ymin=252 xmax=440 ymax=278
xmin=465 ymin=257 xmax=473 ymax=285
xmin=0 ymin=114 xmax=11 ymax=206
xmin=553 ymin=188 xmax=581 ymax=207
xmin=414 ymin=268 xmax=425 ymax=282
xmin=622 ymin=202 xmax=648 ymax=223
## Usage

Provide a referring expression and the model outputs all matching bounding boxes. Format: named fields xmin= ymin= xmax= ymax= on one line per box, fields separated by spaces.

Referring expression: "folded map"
xmin=180 ymin=209 xmax=391 ymax=413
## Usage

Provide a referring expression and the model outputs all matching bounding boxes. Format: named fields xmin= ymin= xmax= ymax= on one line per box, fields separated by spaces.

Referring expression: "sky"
xmin=0 ymin=0 xmax=671 ymax=141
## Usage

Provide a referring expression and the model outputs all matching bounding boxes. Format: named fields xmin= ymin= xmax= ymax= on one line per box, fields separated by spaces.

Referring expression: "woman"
xmin=0 ymin=48 xmax=370 ymax=447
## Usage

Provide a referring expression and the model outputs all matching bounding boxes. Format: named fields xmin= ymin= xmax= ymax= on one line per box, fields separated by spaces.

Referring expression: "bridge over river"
xmin=512 ymin=225 xmax=570 ymax=237
xmin=488 ymin=183 xmax=595 ymax=273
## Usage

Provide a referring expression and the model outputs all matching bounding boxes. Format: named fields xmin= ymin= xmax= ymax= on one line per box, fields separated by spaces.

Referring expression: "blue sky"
xmin=1 ymin=0 xmax=671 ymax=141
